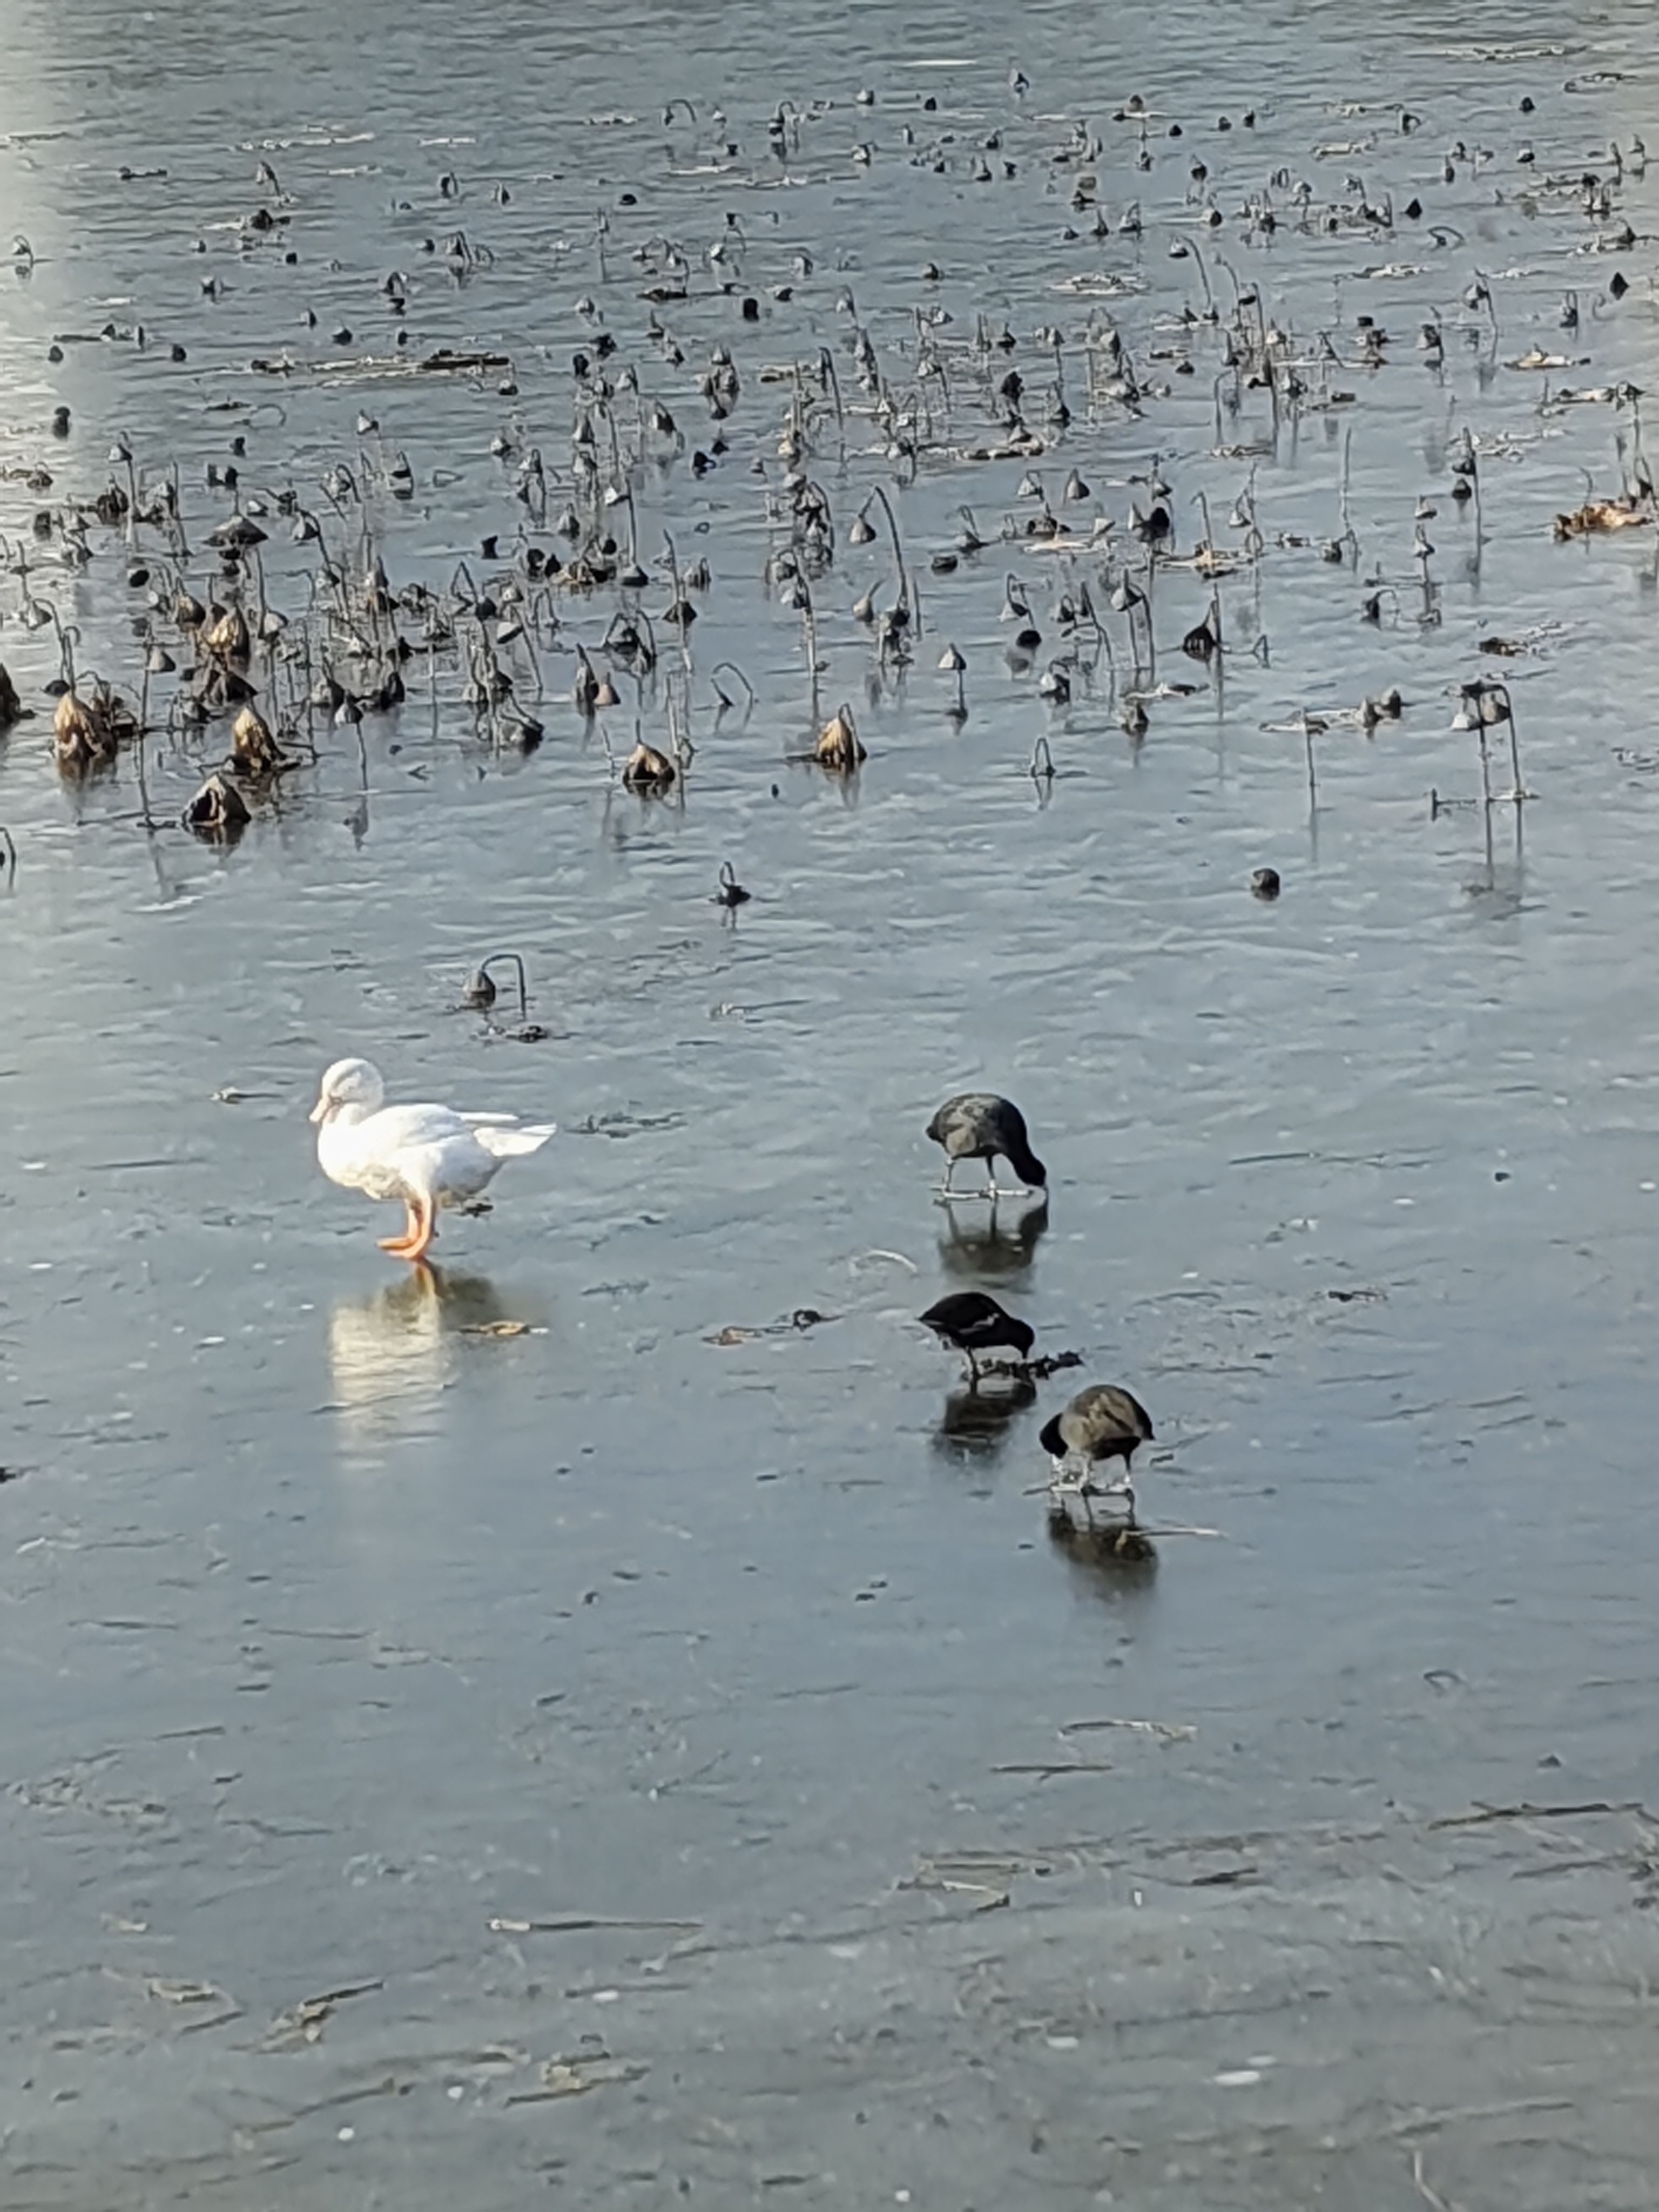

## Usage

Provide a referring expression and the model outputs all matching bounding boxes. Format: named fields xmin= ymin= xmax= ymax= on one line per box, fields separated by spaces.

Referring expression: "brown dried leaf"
xmin=540 ymin=2061 xmax=591 ymax=2096
xmin=231 ymin=704 xmax=285 ymax=777
xmin=622 ymin=740 xmax=676 ymax=789
xmin=1554 ymin=498 xmax=1650 ymax=539
xmin=53 ymin=690 xmax=110 ymax=769
xmin=814 ymin=705 xmax=866 ymax=772
xmin=203 ymin=604 xmax=250 ymax=661
xmin=183 ymin=772 xmax=251 ymax=839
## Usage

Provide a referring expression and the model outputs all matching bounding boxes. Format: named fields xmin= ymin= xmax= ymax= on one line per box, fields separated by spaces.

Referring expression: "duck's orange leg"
xmin=379 ymin=1199 xmax=420 ymax=1254
xmin=400 ymin=1191 xmax=437 ymax=1263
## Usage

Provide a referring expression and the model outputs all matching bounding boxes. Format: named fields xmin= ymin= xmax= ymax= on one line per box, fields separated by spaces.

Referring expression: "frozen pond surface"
xmin=4 ymin=0 xmax=1659 ymax=2202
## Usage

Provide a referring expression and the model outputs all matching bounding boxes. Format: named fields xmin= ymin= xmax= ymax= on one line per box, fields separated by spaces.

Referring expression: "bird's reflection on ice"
xmin=932 ymin=1375 xmax=1038 ymax=1460
xmin=326 ymin=1262 xmax=525 ymax=1439
xmin=935 ymin=1193 xmax=1050 ymax=1282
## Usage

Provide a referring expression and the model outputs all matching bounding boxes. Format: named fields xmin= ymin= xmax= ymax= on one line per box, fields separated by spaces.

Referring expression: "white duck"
xmin=310 ymin=1056 xmax=556 ymax=1263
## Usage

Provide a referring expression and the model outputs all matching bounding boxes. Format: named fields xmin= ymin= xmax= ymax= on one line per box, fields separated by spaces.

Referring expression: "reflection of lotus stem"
xmin=710 ymin=660 xmax=754 ymax=715
xmin=615 ymin=473 xmax=638 ymax=565
xmin=161 ymin=458 xmax=187 ymax=561
xmin=798 ymin=572 xmax=822 ymax=725
xmin=299 ymin=624 xmax=317 ymax=750
xmin=511 ymin=617 xmax=544 ymax=702
xmin=863 ymin=484 xmax=920 ymax=638
xmin=625 ymin=598 xmax=660 ymax=682
xmin=1142 ymin=554 xmax=1157 ymax=680
xmin=1111 ymin=571 xmax=1152 ymax=675
xmin=132 ymin=703 xmax=159 ymax=831
xmin=120 ymin=449 xmax=139 ymax=549
xmin=1182 ymin=234 xmax=1215 ymax=316
xmin=1193 ymin=489 xmax=1215 ymax=562
xmin=661 ymin=528 xmax=692 ymax=679
xmin=1082 ymin=585 xmax=1116 ymax=679
xmin=250 ymin=545 xmax=269 ymax=661
xmin=41 ymin=602 xmax=78 ymax=691
xmin=1494 ymin=680 xmax=1523 ymax=797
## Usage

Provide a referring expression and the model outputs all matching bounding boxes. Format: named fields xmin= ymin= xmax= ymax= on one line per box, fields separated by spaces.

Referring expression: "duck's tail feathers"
xmin=473 ymin=1121 xmax=557 ymax=1158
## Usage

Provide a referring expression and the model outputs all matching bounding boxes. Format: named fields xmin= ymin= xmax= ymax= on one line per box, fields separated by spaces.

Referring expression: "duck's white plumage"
xmin=311 ymin=1056 xmax=556 ymax=1260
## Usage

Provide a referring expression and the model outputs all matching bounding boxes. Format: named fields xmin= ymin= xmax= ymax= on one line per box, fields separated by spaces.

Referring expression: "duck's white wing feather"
xmin=472 ymin=1120 xmax=556 ymax=1158
xmin=362 ymin=1101 xmax=478 ymax=1149
xmin=318 ymin=1092 xmax=553 ymax=1210
xmin=319 ymin=1101 xmax=483 ymax=1203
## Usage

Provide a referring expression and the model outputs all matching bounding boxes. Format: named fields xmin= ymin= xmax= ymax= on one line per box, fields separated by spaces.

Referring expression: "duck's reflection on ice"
xmin=327 ymin=1263 xmax=526 ymax=1435
xmin=936 ymin=1193 xmax=1049 ymax=1282
xmin=1046 ymin=1500 xmax=1160 ymax=1603
xmin=932 ymin=1375 xmax=1038 ymax=1460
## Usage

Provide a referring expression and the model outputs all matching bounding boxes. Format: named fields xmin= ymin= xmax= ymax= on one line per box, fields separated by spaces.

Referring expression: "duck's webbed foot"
xmin=401 ymin=1195 xmax=438 ymax=1264
xmin=380 ymin=1201 xmax=420 ymax=1254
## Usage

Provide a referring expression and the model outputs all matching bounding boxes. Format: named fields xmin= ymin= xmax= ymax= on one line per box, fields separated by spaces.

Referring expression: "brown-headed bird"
xmin=926 ymin=1092 xmax=1047 ymax=1199
xmin=1040 ymin=1383 xmax=1155 ymax=1521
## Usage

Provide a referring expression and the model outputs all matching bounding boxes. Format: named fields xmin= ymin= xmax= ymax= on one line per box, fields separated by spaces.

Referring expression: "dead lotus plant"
xmin=814 ymin=704 xmax=866 ymax=773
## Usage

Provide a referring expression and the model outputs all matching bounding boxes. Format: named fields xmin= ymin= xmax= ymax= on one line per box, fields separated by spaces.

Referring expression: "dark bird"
xmin=919 ymin=1291 xmax=1034 ymax=1378
xmin=1040 ymin=1384 xmax=1155 ymax=1520
xmin=927 ymin=1092 xmax=1047 ymax=1198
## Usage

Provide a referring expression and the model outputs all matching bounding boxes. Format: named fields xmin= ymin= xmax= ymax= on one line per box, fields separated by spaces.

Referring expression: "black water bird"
xmin=927 ymin=1093 xmax=1047 ymax=1198
xmin=919 ymin=1291 xmax=1034 ymax=1378
xmin=1040 ymin=1384 xmax=1155 ymax=1519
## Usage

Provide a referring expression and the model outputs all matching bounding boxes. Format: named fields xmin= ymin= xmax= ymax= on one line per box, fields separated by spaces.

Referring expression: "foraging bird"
xmin=310 ymin=1057 xmax=556 ymax=1264
xmin=1040 ymin=1384 xmax=1155 ymax=1520
xmin=927 ymin=1092 xmax=1047 ymax=1198
xmin=919 ymin=1291 xmax=1034 ymax=1378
